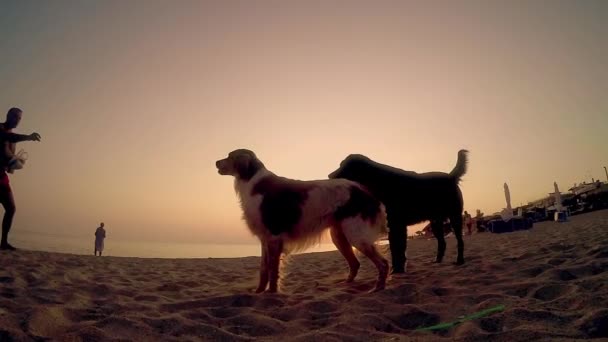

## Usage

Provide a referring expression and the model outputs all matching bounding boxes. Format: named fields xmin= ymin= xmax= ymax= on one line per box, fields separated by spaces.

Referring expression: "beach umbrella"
xmin=504 ymin=183 xmax=512 ymax=210
xmin=554 ymin=182 xmax=563 ymax=211
xmin=501 ymin=183 xmax=514 ymax=221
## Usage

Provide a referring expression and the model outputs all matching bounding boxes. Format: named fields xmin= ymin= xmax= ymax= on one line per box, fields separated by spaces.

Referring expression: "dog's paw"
xmin=389 ymin=272 xmax=408 ymax=280
xmin=368 ymin=284 xmax=386 ymax=294
xmin=454 ymin=259 xmax=465 ymax=266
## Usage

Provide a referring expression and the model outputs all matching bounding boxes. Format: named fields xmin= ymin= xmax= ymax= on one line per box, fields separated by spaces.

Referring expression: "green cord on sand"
xmin=415 ymin=305 xmax=505 ymax=332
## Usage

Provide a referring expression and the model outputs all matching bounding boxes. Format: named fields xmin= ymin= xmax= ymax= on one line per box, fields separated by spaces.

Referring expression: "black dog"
xmin=329 ymin=150 xmax=468 ymax=273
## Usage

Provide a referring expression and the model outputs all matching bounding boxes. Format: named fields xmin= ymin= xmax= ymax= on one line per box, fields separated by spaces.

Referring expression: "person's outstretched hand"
xmin=29 ymin=132 xmax=41 ymax=142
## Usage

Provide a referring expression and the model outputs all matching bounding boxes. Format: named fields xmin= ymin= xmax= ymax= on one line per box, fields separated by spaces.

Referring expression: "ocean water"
xmin=10 ymin=230 xmax=339 ymax=259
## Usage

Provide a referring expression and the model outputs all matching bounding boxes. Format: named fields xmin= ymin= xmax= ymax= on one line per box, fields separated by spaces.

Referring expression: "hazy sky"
xmin=1 ymin=0 xmax=607 ymax=244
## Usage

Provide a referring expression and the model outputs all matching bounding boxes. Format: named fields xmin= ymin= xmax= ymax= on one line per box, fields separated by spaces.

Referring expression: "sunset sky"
xmin=1 ymin=0 xmax=607 ymax=245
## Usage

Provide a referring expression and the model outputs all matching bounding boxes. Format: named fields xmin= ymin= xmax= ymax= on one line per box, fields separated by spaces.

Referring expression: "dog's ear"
xmin=235 ymin=153 xmax=263 ymax=181
xmin=328 ymin=168 xmax=340 ymax=179
xmin=346 ymin=154 xmax=368 ymax=162
xmin=329 ymin=156 xmax=354 ymax=179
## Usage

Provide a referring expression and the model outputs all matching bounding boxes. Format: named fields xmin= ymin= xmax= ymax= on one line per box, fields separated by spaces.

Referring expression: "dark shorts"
xmin=0 ymin=171 xmax=9 ymax=184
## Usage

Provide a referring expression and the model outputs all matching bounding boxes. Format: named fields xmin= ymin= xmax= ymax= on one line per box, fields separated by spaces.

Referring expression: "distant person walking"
xmin=0 ymin=107 xmax=41 ymax=251
xmin=463 ymin=211 xmax=473 ymax=236
xmin=94 ymin=223 xmax=106 ymax=256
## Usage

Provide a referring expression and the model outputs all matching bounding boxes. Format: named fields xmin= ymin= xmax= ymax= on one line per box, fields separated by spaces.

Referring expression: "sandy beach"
xmin=1 ymin=210 xmax=607 ymax=341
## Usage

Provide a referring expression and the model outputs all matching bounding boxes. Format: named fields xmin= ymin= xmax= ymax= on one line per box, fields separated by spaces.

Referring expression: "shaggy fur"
xmin=216 ymin=149 xmax=389 ymax=293
xmin=329 ymin=150 xmax=469 ymax=272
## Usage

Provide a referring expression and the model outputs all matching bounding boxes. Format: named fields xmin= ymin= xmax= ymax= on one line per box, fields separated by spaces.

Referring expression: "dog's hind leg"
xmin=330 ymin=226 xmax=360 ymax=282
xmin=431 ymin=220 xmax=447 ymax=263
xmin=342 ymin=218 xmax=389 ymax=292
xmin=357 ymin=242 xmax=389 ymax=292
xmin=255 ymin=242 xmax=270 ymax=293
xmin=449 ymin=214 xmax=465 ymax=265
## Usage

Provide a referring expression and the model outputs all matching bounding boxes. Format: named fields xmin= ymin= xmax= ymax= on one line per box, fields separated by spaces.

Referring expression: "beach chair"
xmin=488 ymin=217 xmax=533 ymax=233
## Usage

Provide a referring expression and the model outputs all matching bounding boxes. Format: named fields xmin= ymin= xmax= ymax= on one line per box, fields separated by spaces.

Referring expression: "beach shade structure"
xmin=552 ymin=181 xmax=568 ymax=222
xmin=488 ymin=183 xmax=534 ymax=233
xmin=512 ymin=216 xmax=533 ymax=230
xmin=554 ymin=210 xmax=568 ymax=222
xmin=488 ymin=219 xmax=513 ymax=233
xmin=488 ymin=217 xmax=533 ymax=233
xmin=500 ymin=183 xmax=514 ymax=221
xmin=554 ymin=182 xmax=563 ymax=211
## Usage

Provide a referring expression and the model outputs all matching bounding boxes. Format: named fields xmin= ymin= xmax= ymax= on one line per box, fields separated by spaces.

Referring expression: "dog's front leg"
xmin=431 ymin=220 xmax=447 ymax=263
xmin=266 ymin=238 xmax=284 ymax=293
xmin=387 ymin=216 xmax=407 ymax=273
xmin=255 ymin=241 xmax=270 ymax=293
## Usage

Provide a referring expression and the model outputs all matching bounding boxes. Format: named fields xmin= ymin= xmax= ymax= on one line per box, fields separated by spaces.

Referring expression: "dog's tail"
xmin=449 ymin=149 xmax=469 ymax=182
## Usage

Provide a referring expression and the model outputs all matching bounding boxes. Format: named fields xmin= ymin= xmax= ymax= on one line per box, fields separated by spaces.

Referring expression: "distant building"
xmin=568 ymin=181 xmax=602 ymax=196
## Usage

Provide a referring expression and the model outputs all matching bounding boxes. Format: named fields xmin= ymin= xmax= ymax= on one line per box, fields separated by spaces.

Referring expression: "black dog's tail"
xmin=449 ymin=149 xmax=469 ymax=182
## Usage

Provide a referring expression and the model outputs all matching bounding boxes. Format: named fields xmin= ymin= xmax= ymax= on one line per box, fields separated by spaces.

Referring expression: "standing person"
xmin=463 ymin=210 xmax=473 ymax=236
xmin=475 ymin=209 xmax=484 ymax=233
xmin=0 ymin=107 xmax=41 ymax=251
xmin=94 ymin=222 xmax=106 ymax=256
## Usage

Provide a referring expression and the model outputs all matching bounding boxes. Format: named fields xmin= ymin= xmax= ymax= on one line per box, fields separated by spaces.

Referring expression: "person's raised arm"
xmin=0 ymin=131 xmax=41 ymax=143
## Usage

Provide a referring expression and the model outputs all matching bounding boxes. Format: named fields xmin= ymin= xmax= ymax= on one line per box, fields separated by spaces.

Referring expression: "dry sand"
xmin=1 ymin=210 xmax=608 ymax=341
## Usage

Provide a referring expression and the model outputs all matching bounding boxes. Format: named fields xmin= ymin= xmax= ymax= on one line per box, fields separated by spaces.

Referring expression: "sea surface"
xmin=10 ymin=229 xmax=341 ymax=258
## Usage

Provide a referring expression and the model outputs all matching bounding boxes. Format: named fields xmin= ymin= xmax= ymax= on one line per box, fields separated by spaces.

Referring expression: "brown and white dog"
xmin=216 ymin=149 xmax=389 ymax=293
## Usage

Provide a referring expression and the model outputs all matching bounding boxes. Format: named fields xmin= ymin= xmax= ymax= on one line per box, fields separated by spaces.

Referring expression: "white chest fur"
xmin=234 ymin=170 xmax=271 ymax=239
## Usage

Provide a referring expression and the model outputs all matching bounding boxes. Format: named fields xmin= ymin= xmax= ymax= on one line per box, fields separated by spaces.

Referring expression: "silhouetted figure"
xmin=463 ymin=210 xmax=473 ymax=235
xmin=475 ymin=209 xmax=484 ymax=232
xmin=0 ymin=107 xmax=41 ymax=251
xmin=94 ymin=223 xmax=106 ymax=256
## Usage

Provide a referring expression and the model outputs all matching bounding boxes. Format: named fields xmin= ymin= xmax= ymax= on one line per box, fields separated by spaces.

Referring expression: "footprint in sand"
xmin=577 ymin=309 xmax=608 ymax=338
xmin=301 ymin=300 xmax=339 ymax=314
xmin=133 ymin=294 xmax=162 ymax=302
xmin=511 ymin=308 xmax=575 ymax=325
xmin=254 ymin=296 xmax=285 ymax=309
xmin=224 ymin=314 xmax=287 ymax=337
xmin=479 ymin=316 xmax=504 ymax=333
xmin=532 ymin=283 xmax=572 ymax=301
xmin=346 ymin=313 xmax=398 ymax=333
xmin=173 ymin=323 xmax=249 ymax=341
xmin=517 ymin=265 xmax=552 ymax=278
xmin=503 ymin=282 xmax=536 ymax=298
xmin=0 ymin=276 xmax=14 ymax=283
xmin=1 ymin=288 xmax=17 ymax=299
xmin=587 ymin=246 xmax=608 ymax=259
xmin=547 ymin=258 xmax=567 ymax=266
xmin=546 ymin=243 xmax=576 ymax=252
xmin=140 ymin=317 xmax=182 ymax=335
xmin=388 ymin=308 xmax=440 ymax=330
xmin=430 ymin=286 xmax=451 ymax=297
xmin=94 ymin=317 xmax=154 ymax=339
xmin=553 ymin=269 xmax=578 ymax=281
